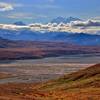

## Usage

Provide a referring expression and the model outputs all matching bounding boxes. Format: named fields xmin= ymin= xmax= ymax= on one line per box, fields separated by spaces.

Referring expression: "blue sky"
xmin=0 ymin=0 xmax=100 ymax=24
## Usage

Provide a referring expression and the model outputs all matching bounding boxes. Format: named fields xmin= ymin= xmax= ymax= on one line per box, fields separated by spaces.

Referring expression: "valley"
xmin=0 ymin=0 xmax=100 ymax=99
xmin=0 ymin=54 xmax=99 ymax=84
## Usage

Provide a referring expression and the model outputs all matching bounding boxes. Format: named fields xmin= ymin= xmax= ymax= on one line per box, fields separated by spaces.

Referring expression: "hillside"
xmin=0 ymin=64 xmax=100 ymax=100
xmin=38 ymin=63 xmax=100 ymax=90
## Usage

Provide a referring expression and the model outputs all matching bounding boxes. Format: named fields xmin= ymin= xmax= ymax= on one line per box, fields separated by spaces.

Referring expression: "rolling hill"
xmin=0 ymin=64 xmax=100 ymax=100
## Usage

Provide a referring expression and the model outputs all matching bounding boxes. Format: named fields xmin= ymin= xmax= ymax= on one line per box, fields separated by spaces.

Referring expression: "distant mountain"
xmin=0 ymin=29 xmax=40 ymax=41
xmin=13 ymin=21 xmax=26 ymax=26
xmin=63 ymin=33 xmax=100 ymax=46
xmin=51 ymin=17 xmax=67 ymax=24
xmin=0 ymin=28 xmax=100 ymax=46
xmin=44 ymin=32 xmax=100 ymax=46
xmin=51 ymin=16 xmax=81 ymax=24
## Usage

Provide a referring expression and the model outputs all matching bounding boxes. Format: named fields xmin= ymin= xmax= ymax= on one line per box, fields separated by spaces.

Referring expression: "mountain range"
xmin=0 ymin=17 xmax=100 ymax=46
xmin=51 ymin=16 xmax=81 ymax=24
xmin=13 ymin=17 xmax=81 ymax=25
xmin=13 ymin=21 xmax=26 ymax=26
xmin=0 ymin=29 xmax=100 ymax=46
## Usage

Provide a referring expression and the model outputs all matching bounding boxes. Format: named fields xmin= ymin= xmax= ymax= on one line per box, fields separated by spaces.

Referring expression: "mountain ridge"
xmin=13 ymin=21 xmax=26 ymax=26
xmin=0 ymin=29 xmax=100 ymax=46
xmin=51 ymin=16 xmax=82 ymax=24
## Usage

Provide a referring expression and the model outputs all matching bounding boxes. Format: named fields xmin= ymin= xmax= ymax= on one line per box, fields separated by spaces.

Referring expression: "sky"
xmin=0 ymin=0 xmax=100 ymax=24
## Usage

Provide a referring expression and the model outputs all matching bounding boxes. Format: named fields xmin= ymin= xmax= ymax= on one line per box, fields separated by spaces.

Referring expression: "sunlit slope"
xmin=38 ymin=63 xmax=100 ymax=91
xmin=0 ymin=64 xmax=100 ymax=100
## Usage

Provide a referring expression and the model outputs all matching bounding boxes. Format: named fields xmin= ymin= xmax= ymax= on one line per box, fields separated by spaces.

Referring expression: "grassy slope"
xmin=0 ymin=64 xmax=100 ymax=100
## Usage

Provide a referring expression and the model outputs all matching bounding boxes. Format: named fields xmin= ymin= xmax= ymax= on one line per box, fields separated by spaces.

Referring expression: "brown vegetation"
xmin=0 ymin=64 xmax=100 ymax=100
xmin=0 ymin=41 xmax=100 ymax=60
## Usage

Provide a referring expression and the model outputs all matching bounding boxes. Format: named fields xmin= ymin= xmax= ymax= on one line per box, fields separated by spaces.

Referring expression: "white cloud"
xmin=0 ymin=24 xmax=29 ymax=30
xmin=91 ymin=17 xmax=100 ymax=21
xmin=0 ymin=2 xmax=13 ymax=11
xmin=0 ymin=19 xmax=100 ymax=34
xmin=70 ymin=20 xmax=100 ymax=27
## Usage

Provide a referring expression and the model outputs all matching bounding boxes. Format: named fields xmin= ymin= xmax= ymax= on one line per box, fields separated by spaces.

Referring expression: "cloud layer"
xmin=70 ymin=20 xmax=100 ymax=27
xmin=0 ymin=20 xmax=100 ymax=34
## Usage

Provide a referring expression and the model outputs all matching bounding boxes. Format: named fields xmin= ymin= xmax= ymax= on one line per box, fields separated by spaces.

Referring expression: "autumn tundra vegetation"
xmin=0 ymin=64 xmax=100 ymax=100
